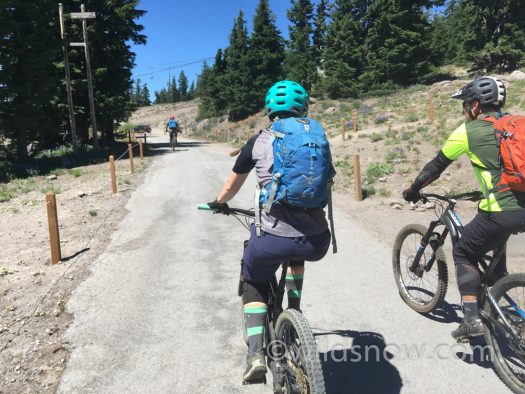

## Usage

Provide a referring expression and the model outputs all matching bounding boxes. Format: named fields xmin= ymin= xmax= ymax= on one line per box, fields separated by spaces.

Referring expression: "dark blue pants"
xmin=242 ymin=225 xmax=331 ymax=283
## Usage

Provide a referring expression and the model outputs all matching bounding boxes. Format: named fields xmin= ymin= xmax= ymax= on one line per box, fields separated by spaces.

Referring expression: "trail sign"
xmin=71 ymin=12 xmax=95 ymax=19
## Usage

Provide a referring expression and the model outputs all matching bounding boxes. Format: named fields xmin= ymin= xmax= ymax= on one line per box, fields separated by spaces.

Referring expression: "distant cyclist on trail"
xmin=207 ymin=80 xmax=335 ymax=383
xmin=402 ymin=77 xmax=525 ymax=341
xmin=166 ymin=115 xmax=179 ymax=135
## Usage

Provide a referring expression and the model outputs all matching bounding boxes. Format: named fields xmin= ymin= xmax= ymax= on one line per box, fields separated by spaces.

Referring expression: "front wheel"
xmin=392 ymin=224 xmax=448 ymax=313
xmin=484 ymin=273 xmax=525 ymax=393
xmin=274 ymin=309 xmax=325 ymax=394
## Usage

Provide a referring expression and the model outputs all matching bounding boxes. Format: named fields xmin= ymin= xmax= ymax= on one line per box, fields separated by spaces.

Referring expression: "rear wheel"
xmin=274 ymin=309 xmax=325 ymax=393
xmin=392 ymin=224 xmax=448 ymax=313
xmin=484 ymin=273 xmax=525 ymax=393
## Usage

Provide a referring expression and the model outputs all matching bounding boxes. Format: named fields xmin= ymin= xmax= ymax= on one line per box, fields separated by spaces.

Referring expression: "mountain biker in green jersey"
xmin=207 ymin=80 xmax=331 ymax=383
xmin=403 ymin=76 xmax=525 ymax=341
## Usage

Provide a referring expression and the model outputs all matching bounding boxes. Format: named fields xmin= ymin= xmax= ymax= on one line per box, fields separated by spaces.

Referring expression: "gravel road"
xmin=59 ymin=132 xmax=510 ymax=393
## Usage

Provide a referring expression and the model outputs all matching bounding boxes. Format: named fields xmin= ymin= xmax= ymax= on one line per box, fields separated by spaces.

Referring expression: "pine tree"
xmin=312 ymin=0 xmax=329 ymax=68
xmin=141 ymin=84 xmax=151 ymax=106
xmin=63 ymin=0 xmax=146 ymax=142
xmin=284 ymin=0 xmax=317 ymax=89
xmin=321 ymin=0 xmax=365 ymax=98
xmin=0 ymin=0 xmax=63 ymax=159
xmin=248 ymin=0 xmax=285 ymax=111
xmin=169 ymin=76 xmax=179 ymax=103
xmin=178 ymin=70 xmax=189 ymax=101
xmin=198 ymin=49 xmax=228 ymax=118
xmin=457 ymin=0 xmax=525 ymax=72
xmin=225 ymin=11 xmax=252 ymax=120
xmin=361 ymin=0 xmax=434 ymax=90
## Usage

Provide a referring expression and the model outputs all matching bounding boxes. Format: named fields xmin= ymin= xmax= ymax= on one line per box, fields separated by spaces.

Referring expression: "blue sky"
xmin=131 ymin=0 xmax=300 ymax=96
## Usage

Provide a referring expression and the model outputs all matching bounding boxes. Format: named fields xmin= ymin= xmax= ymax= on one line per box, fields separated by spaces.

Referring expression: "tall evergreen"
xmin=456 ymin=0 xmax=525 ymax=72
xmin=178 ymin=70 xmax=189 ymax=100
xmin=225 ymin=11 xmax=252 ymax=120
xmin=65 ymin=0 xmax=146 ymax=142
xmin=361 ymin=0 xmax=434 ymax=89
xmin=284 ymin=0 xmax=316 ymax=89
xmin=198 ymin=49 xmax=228 ymax=118
xmin=248 ymin=0 xmax=285 ymax=110
xmin=141 ymin=84 xmax=151 ymax=106
xmin=169 ymin=76 xmax=179 ymax=102
xmin=0 ymin=0 xmax=62 ymax=159
xmin=312 ymin=0 xmax=329 ymax=68
xmin=321 ymin=0 xmax=365 ymax=98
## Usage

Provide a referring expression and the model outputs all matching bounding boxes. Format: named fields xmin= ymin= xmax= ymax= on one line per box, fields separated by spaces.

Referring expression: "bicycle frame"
xmin=407 ymin=193 xmax=524 ymax=340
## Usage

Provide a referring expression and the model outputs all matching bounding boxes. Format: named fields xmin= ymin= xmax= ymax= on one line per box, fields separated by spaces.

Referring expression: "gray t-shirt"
xmin=233 ymin=127 xmax=329 ymax=237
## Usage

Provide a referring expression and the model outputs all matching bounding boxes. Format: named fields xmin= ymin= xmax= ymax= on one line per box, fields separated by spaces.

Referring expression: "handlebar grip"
xmin=197 ymin=204 xmax=211 ymax=210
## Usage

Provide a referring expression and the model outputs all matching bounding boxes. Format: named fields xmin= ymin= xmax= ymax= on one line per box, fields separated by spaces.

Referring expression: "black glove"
xmin=402 ymin=188 xmax=421 ymax=203
xmin=207 ymin=200 xmax=229 ymax=215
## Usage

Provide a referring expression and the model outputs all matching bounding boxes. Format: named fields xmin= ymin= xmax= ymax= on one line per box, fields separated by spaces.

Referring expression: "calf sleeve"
xmin=456 ymin=262 xmax=480 ymax=296
xmin=242 ymin=281 xmax=270 ymax=356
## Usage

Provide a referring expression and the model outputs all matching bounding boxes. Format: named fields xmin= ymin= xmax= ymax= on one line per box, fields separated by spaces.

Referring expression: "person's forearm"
xmin=411 ymin=151 xmax=452 ymax=191
xmin=216 ymin=172 xmax=249 ymax=203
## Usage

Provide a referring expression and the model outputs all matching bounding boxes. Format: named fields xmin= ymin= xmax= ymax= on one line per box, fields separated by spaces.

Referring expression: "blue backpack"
xmin=168 ymin=119 xmax=177 ymax=129
xmin=259 ymin=117 xmax=336 ymax=211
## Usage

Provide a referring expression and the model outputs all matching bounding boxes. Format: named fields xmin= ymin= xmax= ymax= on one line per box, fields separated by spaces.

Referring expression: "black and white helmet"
xmin=451 ymin=76 xmax=506 ymax=107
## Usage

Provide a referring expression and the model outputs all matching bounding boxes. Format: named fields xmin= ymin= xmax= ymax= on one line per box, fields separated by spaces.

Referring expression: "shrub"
xmin=68 ymin=168 xmax=82 ymax=177
xmin=374 ymin=114 xmax=390 ymax=124
xmin=368 ymin=132 xmax=384 ymax=142
xmin=366 ymin=162 xmax=394 ymax=183
xmin=405 ymin=113 xmax=419 ymax=122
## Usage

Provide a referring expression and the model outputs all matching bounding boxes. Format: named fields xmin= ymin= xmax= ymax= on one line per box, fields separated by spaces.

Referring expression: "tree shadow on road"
xmin=315 ymin=329 xmax=403 ymax=394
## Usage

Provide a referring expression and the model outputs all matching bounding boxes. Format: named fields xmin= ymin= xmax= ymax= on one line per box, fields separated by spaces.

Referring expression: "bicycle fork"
xmin=409 ymin=221 xmax=447 ymax=278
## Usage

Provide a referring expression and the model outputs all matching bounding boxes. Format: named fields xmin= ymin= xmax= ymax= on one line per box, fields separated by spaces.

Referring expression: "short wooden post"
xmin=353 ymin=110 xmax=357 ymax=133
xmin=109 ymin=155 xmax=117 ymax=194
xmin=139 ymin=142 xmax=144 ymax=160
xmin=340 ymin=119 xmax=345 ymax=142
xmin=128 ymin=143 xmax=135 ymax=173
xmin=143 ymin=132 xmax=147 ymax=145
xmin=353 ymin=154 xmax=362 ymax=202
xmin=45 ymin=192 xmax=61 ymax=264
xmin=429 ymin=96 xmax=435 ymax=123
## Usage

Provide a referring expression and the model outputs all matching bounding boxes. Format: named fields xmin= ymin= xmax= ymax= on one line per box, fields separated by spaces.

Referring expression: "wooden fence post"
xmin=353 ymin=154 xmax=362 ymax=202
xmin=353 ymin=110 xmax=357 ymax=133
xmin=128 ymin=143 xmax=135 ymax=174
xmin=109 ymin=155 xmax=117 ymax=194
xmin=143 ymin=132 xmax=147 ymax=145
xmin=139 ymin=142 xmax=144 ymax=161
xmin=45 ymin=192 xmax=61 ymax=264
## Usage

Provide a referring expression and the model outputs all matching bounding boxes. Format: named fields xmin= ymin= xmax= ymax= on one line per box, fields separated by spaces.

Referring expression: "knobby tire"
xmin=274 ymin=309 xmax=325 ymax=394
xmin=484 ymin=273 xmax=525 ymax=394
xmin=392 ymin=224 xmax=448 ymax=313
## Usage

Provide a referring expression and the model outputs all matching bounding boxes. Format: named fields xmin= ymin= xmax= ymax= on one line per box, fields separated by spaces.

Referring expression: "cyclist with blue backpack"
xmin=207 ymin=80 xmax=335 ymax=383
xmin=166 ymin=115 xmax=179 ymax=134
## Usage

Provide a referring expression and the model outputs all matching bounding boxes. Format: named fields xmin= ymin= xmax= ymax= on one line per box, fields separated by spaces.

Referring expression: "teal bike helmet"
xmin=265 ymin=80 xmax=309 ymax=119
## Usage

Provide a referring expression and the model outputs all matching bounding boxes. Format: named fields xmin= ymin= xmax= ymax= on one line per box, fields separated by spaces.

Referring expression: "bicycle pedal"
xmin=456 ymin=336 xmax=473 ymax=344
xmin=242 ymin=376 xmax=266 ymax=385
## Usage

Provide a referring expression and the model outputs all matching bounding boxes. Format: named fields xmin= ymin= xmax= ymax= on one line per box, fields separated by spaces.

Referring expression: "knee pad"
xmin=456 ymin=263 xmax=480 ymax=296
xmin=242 ymin=281 xmax=270 ymax=304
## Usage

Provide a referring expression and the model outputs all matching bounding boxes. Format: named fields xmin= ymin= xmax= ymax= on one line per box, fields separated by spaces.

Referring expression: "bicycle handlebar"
xmin=420 ymin=191 xmax=483 ymax=203
xmin=197 ymin=203 xmax=255 ymax=218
